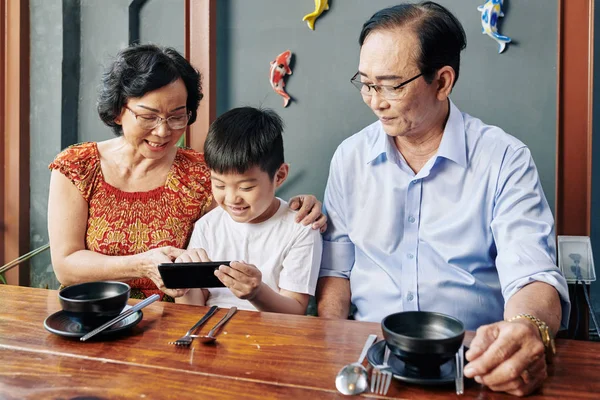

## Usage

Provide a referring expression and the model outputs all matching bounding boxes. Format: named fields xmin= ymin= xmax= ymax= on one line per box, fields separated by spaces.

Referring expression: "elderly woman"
xmin=48 ymin=44 xmax=325 ymax=301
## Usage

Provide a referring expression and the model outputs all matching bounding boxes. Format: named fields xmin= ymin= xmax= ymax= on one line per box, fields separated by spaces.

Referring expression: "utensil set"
xmin=169 ymin=306 xmax=237 ymax=346
xmin=337 ymin=336 xmax=466 ymax=396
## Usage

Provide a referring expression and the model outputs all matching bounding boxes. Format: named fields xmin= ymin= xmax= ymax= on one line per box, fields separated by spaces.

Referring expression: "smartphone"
xmin=158 ymin=261 xmax=230 ymax=289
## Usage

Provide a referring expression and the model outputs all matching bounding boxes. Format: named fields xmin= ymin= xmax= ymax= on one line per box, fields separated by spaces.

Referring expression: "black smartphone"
xmin=157 ymin=261 xmax=230 ymax=289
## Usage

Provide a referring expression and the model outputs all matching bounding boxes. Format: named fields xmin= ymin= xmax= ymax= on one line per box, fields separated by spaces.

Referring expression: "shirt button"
xmin=407 ymin=253 xmax=414 ymax=259
xmin=407 ymin=292 xmax=414 ymax=301
xmin=408 ymin=216 xmax=415 ymax=223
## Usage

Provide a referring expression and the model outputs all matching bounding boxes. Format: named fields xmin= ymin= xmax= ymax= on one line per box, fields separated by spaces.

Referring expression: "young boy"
xmin=176 ymin=107 xmax=323 ymax=314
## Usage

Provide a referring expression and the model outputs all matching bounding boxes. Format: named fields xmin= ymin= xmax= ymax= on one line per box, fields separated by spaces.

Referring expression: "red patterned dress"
xmin=49 ymin=142 xmax=212 ymax=301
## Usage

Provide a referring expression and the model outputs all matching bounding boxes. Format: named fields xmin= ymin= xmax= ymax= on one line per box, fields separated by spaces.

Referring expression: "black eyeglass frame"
xmin=350 ymin=71 xmax=423 ymax=98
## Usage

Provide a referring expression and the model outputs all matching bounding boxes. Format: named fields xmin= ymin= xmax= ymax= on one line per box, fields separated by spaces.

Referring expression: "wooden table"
xmin=1 ymin=286 xmax=599 ymax=399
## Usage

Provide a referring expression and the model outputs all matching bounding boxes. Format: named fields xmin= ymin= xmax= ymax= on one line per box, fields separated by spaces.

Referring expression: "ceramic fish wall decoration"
xmin=269 ymin=50 xmax=293 ymax=107
xmin=303 ymin=0 xmax=329 ymax=31
xmin=477 ymin=0 xmax=512 ymax=53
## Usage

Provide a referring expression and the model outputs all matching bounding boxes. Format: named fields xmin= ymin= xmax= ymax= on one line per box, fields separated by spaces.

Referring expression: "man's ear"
xmin=435 ymin=66 xmax=455 ymax=101
xmin=274 ymin=163 xmax=289 ymax=188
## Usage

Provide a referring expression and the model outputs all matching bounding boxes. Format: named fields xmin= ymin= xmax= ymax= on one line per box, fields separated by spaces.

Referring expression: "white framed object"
xmin=557 ymin=236 xmax=596 ymax=284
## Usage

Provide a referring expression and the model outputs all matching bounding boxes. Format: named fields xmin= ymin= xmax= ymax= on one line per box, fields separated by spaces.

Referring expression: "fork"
xmin=371 ymin=343 xmax=392 ymax=395
xmin=169 ymin=305 xmax=218 ymax=346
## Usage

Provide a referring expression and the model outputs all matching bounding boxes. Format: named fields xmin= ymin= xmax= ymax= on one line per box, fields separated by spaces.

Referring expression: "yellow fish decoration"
xmin=302 ymin=0 xmax=329 ymax=31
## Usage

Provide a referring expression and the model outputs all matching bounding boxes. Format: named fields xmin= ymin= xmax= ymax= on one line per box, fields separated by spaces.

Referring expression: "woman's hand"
xmin=288 ymin=194 xmax=327 ymax=233
xmin=175 ymin=248 xmax=211 ymax=263
xmin=136 ymin=246 xmax=188 ymax=298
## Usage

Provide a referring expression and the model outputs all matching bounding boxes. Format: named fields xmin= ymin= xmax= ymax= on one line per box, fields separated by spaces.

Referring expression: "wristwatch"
xmin=508 ymin=313 xmax=556 ymax=363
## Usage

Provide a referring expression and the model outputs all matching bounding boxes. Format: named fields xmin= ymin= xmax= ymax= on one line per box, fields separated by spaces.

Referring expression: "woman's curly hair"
xmin=97 ymin=44 xmax=202 ymax=136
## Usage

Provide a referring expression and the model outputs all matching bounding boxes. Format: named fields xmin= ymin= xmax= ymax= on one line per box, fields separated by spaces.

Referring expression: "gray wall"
xmin=216 ymin=0 xmax=558 ymax=209
xmin=29 ymin=0 xmax=63 ymax=288
xmin=29 ymin=0 xmax=184 ymax=289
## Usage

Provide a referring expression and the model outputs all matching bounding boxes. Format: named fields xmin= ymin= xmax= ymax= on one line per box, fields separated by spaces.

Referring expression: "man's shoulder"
xmin=333 ymin=120 xmax=382 ymax=161
xmin=462 ymin=110 xmax=526 ymax=152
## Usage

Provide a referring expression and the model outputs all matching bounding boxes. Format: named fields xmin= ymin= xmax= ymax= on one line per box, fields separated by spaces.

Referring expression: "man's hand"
xmin=215 ymin=261 xmax=263 ymax=300
xmin=288 ymin=194 xmax=327 ymax=233
xmin=464 ymin=319 xmax=547 ymax=397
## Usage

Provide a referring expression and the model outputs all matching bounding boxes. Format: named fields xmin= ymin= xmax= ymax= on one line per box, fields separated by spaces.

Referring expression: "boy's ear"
xmin=274 ymin=163 xmax=289 ymax=188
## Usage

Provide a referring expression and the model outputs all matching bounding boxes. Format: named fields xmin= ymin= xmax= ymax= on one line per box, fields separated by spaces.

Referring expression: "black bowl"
xmin=59 ymin=281 xmax=130 ymax=325
xmin=382 ymin=311 xmax=465 ymax=377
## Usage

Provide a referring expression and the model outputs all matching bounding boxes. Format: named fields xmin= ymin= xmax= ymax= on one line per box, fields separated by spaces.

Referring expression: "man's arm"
xmin=316 ymin=277 xmax=351 ymax=319
xmin=504 ymin=281 xmax=562 ymax=335
xmin=316 ymin=150 xmax=355 ymax=319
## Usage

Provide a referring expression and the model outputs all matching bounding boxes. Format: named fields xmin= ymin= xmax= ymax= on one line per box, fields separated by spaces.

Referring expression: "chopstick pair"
xmin=0 ymin=243 xmax=50 ymax=274
xmin=80 ymin=294 xmax=160 ymax=342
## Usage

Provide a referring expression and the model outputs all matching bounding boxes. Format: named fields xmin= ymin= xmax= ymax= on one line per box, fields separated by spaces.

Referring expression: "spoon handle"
xmin=207 ymin=306 xmax=237 ymax=337
xmin=357 ymin=334 xmax=378 ymax=364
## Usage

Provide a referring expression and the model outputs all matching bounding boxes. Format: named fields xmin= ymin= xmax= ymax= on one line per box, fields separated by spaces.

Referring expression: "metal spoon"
xmin=335 ymin=334 xmax=378 ymax=395
xmin=191 ymin=306 xmax=237 ymax=344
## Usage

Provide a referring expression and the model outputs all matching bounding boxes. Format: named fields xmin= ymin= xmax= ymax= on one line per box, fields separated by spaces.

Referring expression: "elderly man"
xmin=316 ymin=1 xmax=569 ymax=396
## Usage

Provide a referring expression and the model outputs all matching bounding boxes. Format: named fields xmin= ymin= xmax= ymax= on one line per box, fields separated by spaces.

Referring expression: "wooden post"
xmin=1 ymin=0 xmax=30 ymax=286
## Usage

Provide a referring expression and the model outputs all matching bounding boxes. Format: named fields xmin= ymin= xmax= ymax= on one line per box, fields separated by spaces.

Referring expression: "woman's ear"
xmin=114 ymin=107 xmax=126 ymax=125
xmin=275 ymin=163 xmax=289 ymax=188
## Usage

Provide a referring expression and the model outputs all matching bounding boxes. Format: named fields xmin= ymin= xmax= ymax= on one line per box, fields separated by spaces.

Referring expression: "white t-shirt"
xmin=187 ymin=198 xmax=323 ymax=311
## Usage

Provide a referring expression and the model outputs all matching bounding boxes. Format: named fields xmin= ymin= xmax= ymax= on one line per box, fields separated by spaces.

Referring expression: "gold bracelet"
xmin=508 ymin=313 xmax=555 ymax=363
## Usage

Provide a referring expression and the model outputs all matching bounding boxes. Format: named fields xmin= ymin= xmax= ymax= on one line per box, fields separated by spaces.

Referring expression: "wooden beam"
xmin=556 ymin=0 xmax=594 ymax=236
xmin=2 ymin=0 xmax=30 ymax=286
xmin=556 ymin=0 xmax=594 ymax=340
xmin=184 ymin=0 xmax=216 ymax=152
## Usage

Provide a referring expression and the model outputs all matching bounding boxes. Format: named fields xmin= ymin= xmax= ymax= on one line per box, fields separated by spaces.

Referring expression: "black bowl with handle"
xmin=382 ymin=311 xmax=465 ymax=377
xmin=59 ymin=281 xmax=130 ymax=325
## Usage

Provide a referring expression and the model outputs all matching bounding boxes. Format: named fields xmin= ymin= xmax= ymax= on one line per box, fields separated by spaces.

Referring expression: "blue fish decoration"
xmin=477 ymin=0 xmax=511 ymax=53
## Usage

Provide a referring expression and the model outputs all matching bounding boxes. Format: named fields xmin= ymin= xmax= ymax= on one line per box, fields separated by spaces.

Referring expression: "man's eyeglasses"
xmin=350 ymin=72 xmax=423 ymax=100
xmin=126 ymin=106 xmax=191 ymax=130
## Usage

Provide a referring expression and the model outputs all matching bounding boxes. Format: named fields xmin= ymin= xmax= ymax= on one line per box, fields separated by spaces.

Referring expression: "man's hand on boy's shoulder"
xmin=215 ymin=261 xmax=263 ymax=300
xmin=288 ymin=194 xmax=328 ymax=233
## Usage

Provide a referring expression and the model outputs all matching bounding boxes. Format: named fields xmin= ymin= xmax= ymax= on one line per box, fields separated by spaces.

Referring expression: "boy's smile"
xmin=211 ymin=164 xmax=288 ymax=224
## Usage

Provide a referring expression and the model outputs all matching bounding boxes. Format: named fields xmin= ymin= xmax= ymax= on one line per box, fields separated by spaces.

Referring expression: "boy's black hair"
xmin=204 ymin=107 xmax=284 ymax=179
xmin=97 ymin=44 xmax=202 ymax=136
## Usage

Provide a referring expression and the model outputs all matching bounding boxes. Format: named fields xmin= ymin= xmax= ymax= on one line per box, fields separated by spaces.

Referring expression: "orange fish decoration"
xmin=269 ymin=50 xmax=293 ymax=107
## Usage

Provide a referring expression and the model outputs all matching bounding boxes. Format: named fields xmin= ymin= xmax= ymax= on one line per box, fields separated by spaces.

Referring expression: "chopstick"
xmin=0 ymin=243 xmax=50 ymax=274
xmin=80 ymin=294 xmax=160 ymax=342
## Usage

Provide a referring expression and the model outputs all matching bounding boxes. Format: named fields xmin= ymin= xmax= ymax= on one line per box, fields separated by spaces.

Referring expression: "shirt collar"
xmin=365 ymin=99 xmax=467 ymax=168
xmin=366 ymin=123 xmax=397 ymax=164
xmin=436 ymin=99 xmax=467 ymax=168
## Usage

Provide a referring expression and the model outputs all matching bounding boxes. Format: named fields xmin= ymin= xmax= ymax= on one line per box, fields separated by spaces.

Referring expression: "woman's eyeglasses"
xmin=126 ymin=107 xmax=190 ymax=130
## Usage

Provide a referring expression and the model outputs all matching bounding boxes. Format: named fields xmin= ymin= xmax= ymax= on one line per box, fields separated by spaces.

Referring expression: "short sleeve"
xmin=48 ymin=142 xmax=101 ymax=202
xmin=279 ymin=226 xmax=323 ymax=296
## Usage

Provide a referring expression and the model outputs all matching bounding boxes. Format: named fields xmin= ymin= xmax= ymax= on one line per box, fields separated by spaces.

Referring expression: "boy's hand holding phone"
xmin=215 ymin=261 xmax=263 ymax=300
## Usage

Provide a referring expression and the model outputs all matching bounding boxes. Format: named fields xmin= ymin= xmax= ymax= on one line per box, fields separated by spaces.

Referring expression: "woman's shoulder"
xmin=174 ymin=147 xmax=210 ymax=177
xmin=170 ymin=146 xmax=212 ymax=196
xmin=48 ymin=142 xmax=102 ymax=201
xmin=51 ymin=142 xmax=99 ymax=163
xmin=49 ymin=142 xmax=100 ymax=172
